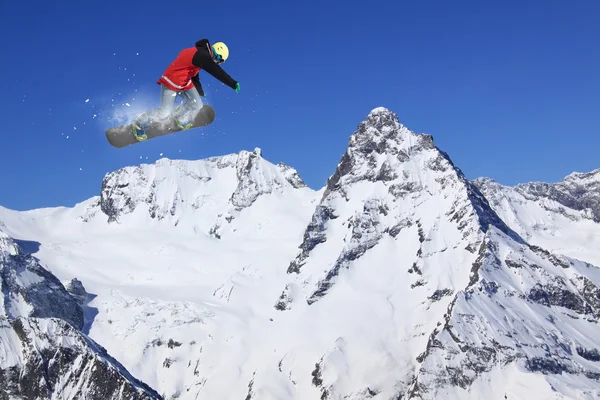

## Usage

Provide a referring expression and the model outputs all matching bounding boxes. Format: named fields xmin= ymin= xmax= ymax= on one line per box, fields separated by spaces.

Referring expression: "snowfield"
xmin=1 ymin=107 xmax=599 ymax=399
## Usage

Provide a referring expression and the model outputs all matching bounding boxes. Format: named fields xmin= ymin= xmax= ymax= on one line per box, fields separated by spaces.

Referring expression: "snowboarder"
xmin=132 ymin=39 xmax=240 ymax=141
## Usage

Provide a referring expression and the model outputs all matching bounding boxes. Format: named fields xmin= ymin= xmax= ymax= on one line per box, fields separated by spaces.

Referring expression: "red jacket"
xmin=157 ymin=40 xmax=238 ymax=94
xmin=157 ymin=47 xmax=201 ymax=91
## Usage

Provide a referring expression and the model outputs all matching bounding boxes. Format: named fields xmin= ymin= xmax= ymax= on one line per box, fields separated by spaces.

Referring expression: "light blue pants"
xmin=136 ymin=84 xmax=203 ymax=127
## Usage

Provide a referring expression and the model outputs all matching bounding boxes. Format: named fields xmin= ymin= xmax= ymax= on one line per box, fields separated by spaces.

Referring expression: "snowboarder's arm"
xmin=192 ymin=50 xmax=238 ymax=90
xmin=191 ymin=75 xmax=204 ymax=96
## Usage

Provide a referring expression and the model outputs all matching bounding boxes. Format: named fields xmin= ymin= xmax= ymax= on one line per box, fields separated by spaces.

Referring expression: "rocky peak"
xmin=229 ymin=147 xmax=306 ymax=208
xmin=474 ymin=168 xmax=600 ymax=223
xmin=66 ymin=277 xmax=89 ymax=306
xmin=0 ymin=230 xmax=83 ymax=329
xmin=564 ymin=168 xmax=600 ymax=184
xmin=517 ymin=168 xmax=600 ymax=222
xmin=324 ymin=107 xmax=435 ymax=198
xmin=281 ymin=108 xmax=517 ymax=308
xmin=277 ymin=162 xmax=306 ymax=189
xmin=0 ymin=230 xmax=18 ymax=258
xmin=322 ymin=107 xmax=513 ymax=235
xmin=100 ymin=148 xmax=308 ymax=222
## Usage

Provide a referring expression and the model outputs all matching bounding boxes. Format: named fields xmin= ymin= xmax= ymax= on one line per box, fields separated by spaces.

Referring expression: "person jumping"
xmin=132 ymin=39 xmax=240 ymax=141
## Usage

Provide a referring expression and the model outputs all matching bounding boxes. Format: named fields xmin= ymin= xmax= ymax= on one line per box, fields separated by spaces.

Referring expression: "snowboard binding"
xmin=174 ymin=117 xmax=193 ymax=130
xmin=131 ymin=113 xmax=148 ymax=141
xmin=173 ymin=104 xmax=194 ymax=130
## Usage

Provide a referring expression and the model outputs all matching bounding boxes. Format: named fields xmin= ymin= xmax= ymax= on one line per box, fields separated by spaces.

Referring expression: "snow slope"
xmin=474 ymin=170 xmax=600 ymax=267
xmin=0 ymin=108 xmax=599 ymax=399
xmin=0 ymin=148 xmax=321 ymax=399
xmin=0 ymin=230 xmax=162 ymax=399
xmin=411 ymin=226 xmax=600 ymax=399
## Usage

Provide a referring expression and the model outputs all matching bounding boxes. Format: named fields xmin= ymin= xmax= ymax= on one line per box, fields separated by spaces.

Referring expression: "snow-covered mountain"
xmin=0 ymin=148 xmax=320 ymax=399
xmin=0 ymin=107 xmax=599 ymax=399
xmin=0 ymin=229 xmax=162 ymax=399
xmin=98 ymin=147 xmax=307 ymax=224
xmin=474 ymin=170 xmax=600 ymax=267
xmin=273 ymin=107 xmax=600 ymax=398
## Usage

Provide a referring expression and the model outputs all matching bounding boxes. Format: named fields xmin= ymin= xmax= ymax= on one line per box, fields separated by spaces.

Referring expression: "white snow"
xmin=0 ymin=109 xmax=598 ymax=399
xmin=475 ymin=174 xmax=600 ymax=267
xmin=0 ymin=316 xmax=160 ymax=399
xmin=0 ymin=149 xmax=322 ymax=398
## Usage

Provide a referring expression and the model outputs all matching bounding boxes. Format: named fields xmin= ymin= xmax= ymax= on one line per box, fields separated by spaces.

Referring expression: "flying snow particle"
xmin=125 ymin=103 xmax=131 ymax=107
xmin=160 ymin=153 xmax=164 ymax=156
xmin=85 ymin=99 xmax=90 ymax=103
xmin=136 ymin=52 xmax=139 ymax=56
xmin=66 ymin=136 xmax=70 ymax=139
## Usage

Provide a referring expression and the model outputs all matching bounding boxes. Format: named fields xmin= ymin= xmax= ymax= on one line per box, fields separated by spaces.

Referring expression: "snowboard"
xmin=105 ymin=105 xmax=216 ymax=148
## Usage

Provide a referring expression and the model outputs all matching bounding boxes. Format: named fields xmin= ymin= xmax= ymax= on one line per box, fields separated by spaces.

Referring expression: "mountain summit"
xmin=283 ymin=106 xmax=517 ymax=304
xmin=100 ymin=147 xmax=307 ymax=223
xmin=274 ymin=107 xmax=600 ymax=398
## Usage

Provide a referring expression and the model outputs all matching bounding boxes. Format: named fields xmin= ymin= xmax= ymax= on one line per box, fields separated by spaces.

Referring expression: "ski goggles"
xmin=213 ymin=51 xmax=224 ymax=64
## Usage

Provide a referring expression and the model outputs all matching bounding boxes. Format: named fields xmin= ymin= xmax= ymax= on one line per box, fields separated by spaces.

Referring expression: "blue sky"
xmin=0 ymin=0 xmax=598 ymax=211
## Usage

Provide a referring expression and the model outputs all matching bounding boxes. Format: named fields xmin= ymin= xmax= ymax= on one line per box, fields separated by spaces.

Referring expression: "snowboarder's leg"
xmin=173 ymin=89 xmax=204 ymax=130
xmin=132 ymin=85 xmax=178 ymax=140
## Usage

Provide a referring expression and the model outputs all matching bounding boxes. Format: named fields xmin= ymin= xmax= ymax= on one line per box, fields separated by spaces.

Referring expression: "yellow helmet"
xmin=212 ymin=42 xmax=229 ymax=62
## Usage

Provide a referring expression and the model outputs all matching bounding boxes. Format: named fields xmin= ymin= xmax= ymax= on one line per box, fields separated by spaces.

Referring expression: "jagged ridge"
xmin=0 ymin=230 xmax=162 ymax=399
xmin=1 ymin=106 xmax=599 ymax=399
xmin=100 ymin=148 xmax=306 ymax=223
xmin=283 ymin=107 xmax=520 ymax=305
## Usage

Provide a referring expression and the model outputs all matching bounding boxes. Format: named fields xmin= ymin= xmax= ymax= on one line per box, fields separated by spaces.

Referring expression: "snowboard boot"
xmin=132 ymin=114 xmax=148 ymax=141
xmin=173 ymin=104 xmax=194 ymax=130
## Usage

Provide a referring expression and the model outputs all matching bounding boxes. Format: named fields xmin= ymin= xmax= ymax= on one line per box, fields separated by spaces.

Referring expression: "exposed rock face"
xmin=473 ymin=169 xmax=600 ymax=267
xmin=100 ymin=148 xmax=307 ymax=223
xmin=0 ymin=317 xmax=162 ymax=400
xmin=66 ymin=277 xmax=88 ymax=305
xmin=273 ymin=107 xmax=600 ymax=398
xmin=2 ymin=106 xmax=599 ymax=399
xmin=408 ymin=227 xmax=600 ymax=399
xmin=517 ymin=170 xmax=600 ymax=222
xmin=283 ymin=107 xmax=519 ymax=304
xmin=474 ymin=169 xmax=600 ymax=224
xmin=277 ymin=161 xmax=307 ymax=189
xmin=0 ymin=230 xmax=162 ymax=399
xmin=0 ymin=231 xmax=83 ymax=330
